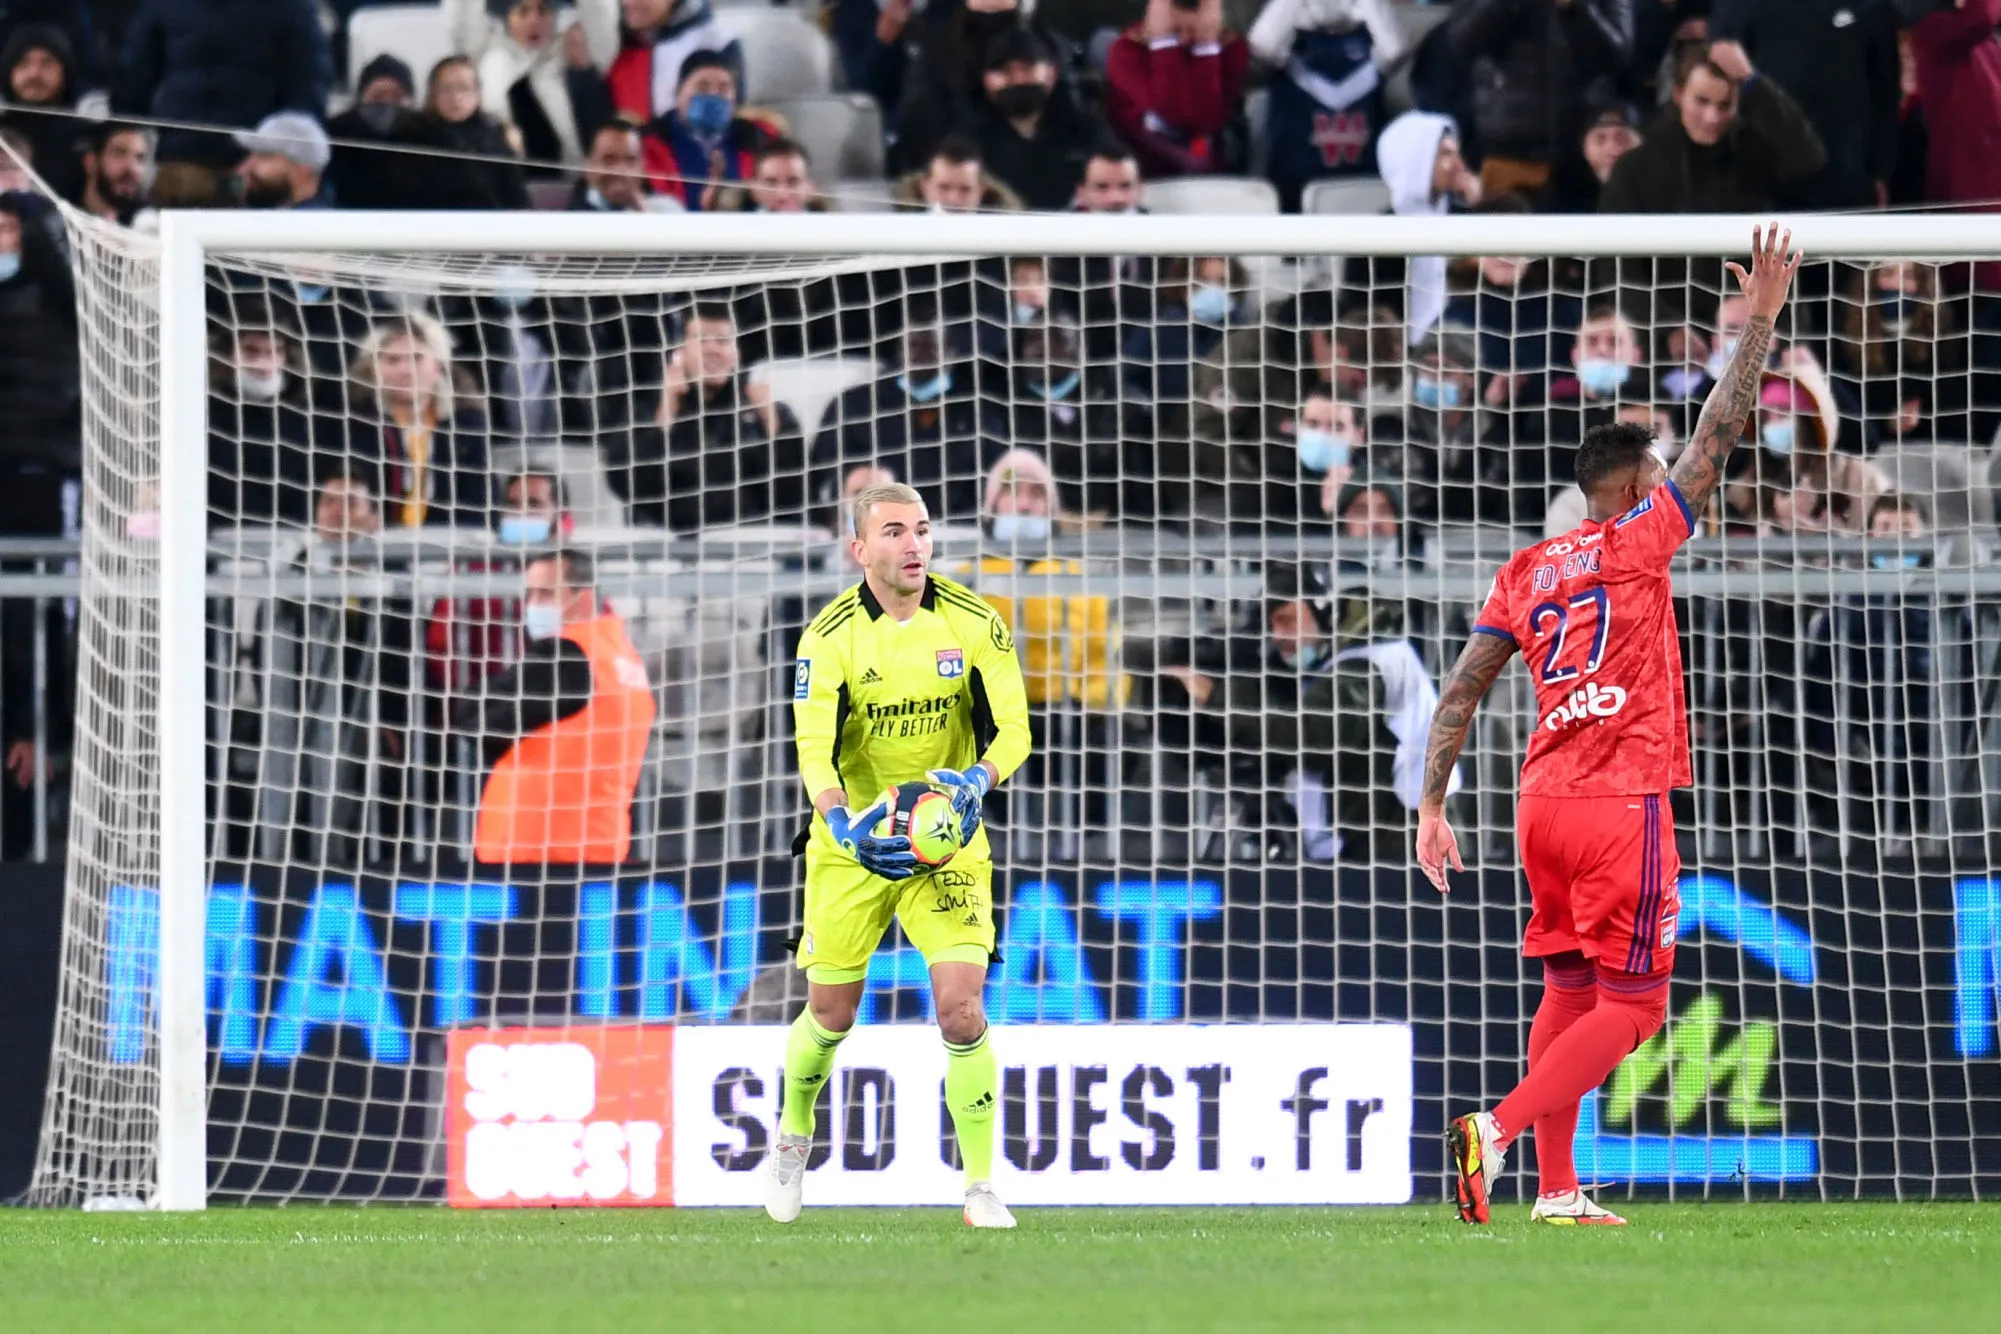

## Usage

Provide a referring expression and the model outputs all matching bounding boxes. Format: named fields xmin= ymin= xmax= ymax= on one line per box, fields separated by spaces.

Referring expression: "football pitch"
xmin=2 ymin=1203 xmax=1991 ymax=1333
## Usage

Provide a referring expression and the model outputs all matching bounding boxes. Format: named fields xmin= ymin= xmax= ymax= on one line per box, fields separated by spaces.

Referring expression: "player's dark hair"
xmin=1575 ymin=420 xmax=1659 ymax=496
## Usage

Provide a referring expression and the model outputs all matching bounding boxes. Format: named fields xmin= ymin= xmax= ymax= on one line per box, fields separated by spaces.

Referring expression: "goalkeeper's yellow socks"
xmin=944 ymin=1028 xmax=998 ymax=1182
xmin=779 ymin=1008 xmax=846 ymax=1138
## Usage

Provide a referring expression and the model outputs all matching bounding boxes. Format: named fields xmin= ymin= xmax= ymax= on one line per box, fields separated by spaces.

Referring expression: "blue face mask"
xmin=0 ymin=252 xmax=21 ymax=283
xmin=1576 ymin=357 xmax=1631 ymax=397
xmin=1281 ymin=642 xmax=1327 ymax=672
xmin=1414 ymin=375 xmax=1463 ymax=410
xmin=1188 ymin=283 xmax=1231 ymax=325
xmin=1706 ymin=337 xmax=1738 ymax=380
xmin=990 ymin=513 xmax=1051 ymax=544
xmin=899 ymin=370 xmax=949 ymax=402
xmin=684 ymin=93 xmax=733 ymax=138
xmin=1296 ymin=428 xmax=1351 ymax=475
xmin=1875 ymin=291 xmax=1917 ymax=331
xmin=1031 ymin=371 xmax=1080 ymax=401
xmin=523 ymin=603 xmax=563 ymax=641
xmin=498 ymin=515 xmax=552 ymax=545
xmin=1762 ymin=420 xmax=1795 ymax=456
xmin=1871 ymin=552 xmax=1923 ymax=570
xmin=1012 ymin=301 xmax=1042 ymax=326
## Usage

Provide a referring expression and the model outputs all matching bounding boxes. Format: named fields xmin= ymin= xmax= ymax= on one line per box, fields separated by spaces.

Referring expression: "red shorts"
xmin=1517 ymin=793 xmax=1680 ymax=973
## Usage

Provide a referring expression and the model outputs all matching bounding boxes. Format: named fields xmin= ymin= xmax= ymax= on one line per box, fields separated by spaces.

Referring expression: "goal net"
xmin=27 ymin=204 xmax=2001 ymax=1208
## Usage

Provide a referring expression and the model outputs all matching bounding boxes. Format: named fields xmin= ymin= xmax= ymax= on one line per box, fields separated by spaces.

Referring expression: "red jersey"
xmin=1474 ymin=480 xmax=1696 ymax=797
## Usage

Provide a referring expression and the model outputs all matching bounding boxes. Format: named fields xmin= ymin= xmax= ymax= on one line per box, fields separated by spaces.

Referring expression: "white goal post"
xmin=61 ymin=206 xmax=2001 ymax=1210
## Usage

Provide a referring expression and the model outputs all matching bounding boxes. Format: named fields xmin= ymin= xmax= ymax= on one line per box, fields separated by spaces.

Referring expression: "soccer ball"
xmin=872 ymin=780 xmax=965 ymax=870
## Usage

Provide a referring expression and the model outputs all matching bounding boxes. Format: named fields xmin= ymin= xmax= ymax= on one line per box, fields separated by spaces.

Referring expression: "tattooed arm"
xmin=1670 ymin=225 xmax=1804 ymax=517
xmin=1414 ymin=631 xmax=1516 ymax=892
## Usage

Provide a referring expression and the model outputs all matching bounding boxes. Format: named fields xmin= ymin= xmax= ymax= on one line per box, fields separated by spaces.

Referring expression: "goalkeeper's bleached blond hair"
xmin=851 ymin=482 xmax=927 ymax=538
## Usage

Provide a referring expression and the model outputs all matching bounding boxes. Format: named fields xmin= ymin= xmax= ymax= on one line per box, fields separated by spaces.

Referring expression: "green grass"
xmin=1 ymin=1203 xmax=1992 ymax=1333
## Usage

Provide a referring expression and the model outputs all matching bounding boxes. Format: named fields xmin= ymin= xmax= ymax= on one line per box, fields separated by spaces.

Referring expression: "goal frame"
xmin=149 ymin=208 xmax=2001 ymax=1209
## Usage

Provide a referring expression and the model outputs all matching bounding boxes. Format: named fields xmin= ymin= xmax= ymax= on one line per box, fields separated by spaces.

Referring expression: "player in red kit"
xmin=1416 ymin=225 xmax=1801 ymax=1226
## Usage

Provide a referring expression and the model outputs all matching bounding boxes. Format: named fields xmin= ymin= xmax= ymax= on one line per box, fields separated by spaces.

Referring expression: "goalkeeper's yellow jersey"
xmin=793 ymin=573 xmax=1031 ymax=856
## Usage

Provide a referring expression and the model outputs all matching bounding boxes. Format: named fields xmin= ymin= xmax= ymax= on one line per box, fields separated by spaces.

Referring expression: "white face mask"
xmin=523 ymin=603 xmax=563 ymax=640
xmin=991 ymin=513 xmax=1051 ymax=544
xmin=237 ymin=368 xmax=285 ymax=401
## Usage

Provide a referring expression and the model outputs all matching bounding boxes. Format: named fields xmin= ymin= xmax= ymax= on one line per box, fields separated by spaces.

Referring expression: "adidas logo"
xmin=963 ymin=912 xmax=981 ymax=926
xmin=966 ymin=1091 xmax=995 ymax=1111
xmin=859 ymin=667 xmax=883 ymax=684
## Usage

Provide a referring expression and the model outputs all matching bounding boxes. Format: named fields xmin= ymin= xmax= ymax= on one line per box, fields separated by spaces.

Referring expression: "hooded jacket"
xmin=0 ymin=23 xmax=81 ymax=199
xmin=447 ymin=0 xmax=619 ymax=166
xmin=1376 ymin=111 xmax=1455 ymax=344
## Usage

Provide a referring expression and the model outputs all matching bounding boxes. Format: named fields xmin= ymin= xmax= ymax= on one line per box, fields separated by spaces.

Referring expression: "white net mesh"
xmin=29 ymin=208 xmax=2001 ymax=1206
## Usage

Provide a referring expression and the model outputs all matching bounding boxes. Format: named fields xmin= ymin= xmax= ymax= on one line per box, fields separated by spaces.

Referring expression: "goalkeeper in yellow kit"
xmin=767 ymin=481 xmax=1031 ymax=1228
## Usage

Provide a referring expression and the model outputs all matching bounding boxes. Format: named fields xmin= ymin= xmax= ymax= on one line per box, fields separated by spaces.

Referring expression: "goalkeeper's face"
xmin=854 ymin=501 xmax=933 ymax=598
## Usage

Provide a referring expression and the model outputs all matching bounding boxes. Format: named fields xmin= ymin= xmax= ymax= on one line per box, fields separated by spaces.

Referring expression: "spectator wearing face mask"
xmin=875 ymin=0 xmax=1074 ymax=172
xmin=448 ymin=0 xmax=618 ymax=172
xmin=641 ymin=49 xmax=765 ymax=211
xmin=232 ymin=112 xmax=330 ymax=209
xmin=420 ymin=470 xmax=577 ymax=705
xmin=1730 ymin=354 xmax=1889 ymax=533
xmin=462 ymin=548 xmax=656 ymax=867
xmin=1289 ymin=391 xmax=1365 ymax=525
xmin=956 ymin=26 xmax=1106 ymax=210
xmin=1375 ymin=111 xmax=1481 ymax=346
xmin=964 ymin=447 xmax=1128 ymax=842
xmin=1122 ymin=255 xmax=1246 ymax=409
xmin=812 ymin=321 xmax=1004 ymax=525
xmin=1104 ymin=0 xmax=1250 ymax=179
xmin=206 ymin=300 xmax=346 ymax=527
xmin=1405 ymin=327 xmax=1530 ymax=524
xmin=74 ymin=123 xmax=151 ymax=225
xmin=1007 ymin=318 xmax=1152 ymax=519
xmin=328 ymin=54 xmax=433 ymax=210
xmin=1831 ymin=260 xmax=1995 ymax=447
xmin=1531 ymin=303 xmax=1647 ymax=457
xmin=606 ymin=0 xmax=740 ymax=122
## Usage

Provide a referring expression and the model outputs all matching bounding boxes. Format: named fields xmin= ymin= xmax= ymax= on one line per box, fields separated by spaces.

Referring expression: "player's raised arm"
xmin=1670 ymin=224 xmax=1803 ymax=517
xmin=1414 ymin=631 xmax=1517 ymax=893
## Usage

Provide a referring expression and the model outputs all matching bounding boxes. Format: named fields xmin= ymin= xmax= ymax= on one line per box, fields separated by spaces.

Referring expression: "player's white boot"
xmin=1530 ymin=1188 xmax=1628 ymax=1226
xmin=962 ymin=1181 xmax=1016 ymax=1229
xmin=1446 ymin=1111 xmax=1507 ymax=1225
xmin=764 ymin=1132 xmax=810 ymax=1223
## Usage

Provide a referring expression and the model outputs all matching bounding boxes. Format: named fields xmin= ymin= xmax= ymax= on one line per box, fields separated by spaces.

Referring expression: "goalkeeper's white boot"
xmin=1446 ymin=1111 xmax=1506 ymax=1225
xmin=1531 ymin=1188 xmax=1628 ymax=1227
xmin=763 ymin=1132 xmax=810 ymax=1224
xmin=962 ymin=1181 xmax=1016 ymax=1229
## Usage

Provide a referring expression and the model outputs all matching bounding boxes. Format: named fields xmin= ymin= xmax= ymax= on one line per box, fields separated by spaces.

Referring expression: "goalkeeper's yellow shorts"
xmin=796 ymin=840 xmax=995 ymax=981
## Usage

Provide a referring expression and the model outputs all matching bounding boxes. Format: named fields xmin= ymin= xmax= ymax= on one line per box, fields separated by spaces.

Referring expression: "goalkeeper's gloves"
xmin=926 ymin=765 xmax=994 ymax=844
xmin=824 ymin=798 xmax=917 ymax=880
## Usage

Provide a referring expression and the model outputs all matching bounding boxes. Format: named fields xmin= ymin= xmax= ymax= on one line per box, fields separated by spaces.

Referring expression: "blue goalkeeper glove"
xmin=824 ymin=798 xmax=918 ymax=880
xmin=926 ymin=765 xmax=994 ymax=844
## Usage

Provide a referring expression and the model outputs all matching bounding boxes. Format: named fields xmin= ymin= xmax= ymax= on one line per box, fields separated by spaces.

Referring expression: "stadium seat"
xmin=764 ymin=95 xmax=884 ymax=181
xmin=1302 ymin=176 xmax=1392 ymax=215
xmin=1385 ymin=5 xmax=1446 ymax=115
xmin=526 ymin=178 xmax=573 ymax=211
xmin=346 ymin=5 xmax=456 ymax=91
xmin=1878 ymin=444 xmax=1997 ymax=558
xmin=749 ymin=356 xmax=881 ymax=439
xmin=832 ymin=177 xmax=895 ymax=212
xmin=1142 ymin=176 xmax=1279 ymax=215
xmin=722 ymin=9 xmax=833 ymax=102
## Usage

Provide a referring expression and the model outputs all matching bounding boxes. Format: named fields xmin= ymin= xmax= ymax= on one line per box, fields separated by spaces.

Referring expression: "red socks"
xmin=1493 ymin=959 xmax=1671 ymax=1171
xmin=1523 ymin=954 xmax=1599 ymax=1196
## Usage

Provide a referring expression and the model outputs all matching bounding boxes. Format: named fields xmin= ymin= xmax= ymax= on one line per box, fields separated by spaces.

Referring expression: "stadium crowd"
xmin=0 ymin=0 xmax=1998 ymax=865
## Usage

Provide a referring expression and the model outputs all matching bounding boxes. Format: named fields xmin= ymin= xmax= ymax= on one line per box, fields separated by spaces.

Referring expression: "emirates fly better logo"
xmin=1542 ymin=682 xmax=1628 ymax=731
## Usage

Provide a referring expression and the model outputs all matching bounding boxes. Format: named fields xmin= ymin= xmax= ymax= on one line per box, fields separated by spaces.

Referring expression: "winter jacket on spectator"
xmin=0 ymin=192 xmax=77 ymax=471
xmin=0 ymin=22 xmax=83 ymax=200
xmin=447 ymin=0 xmax=618 ymax=169
xmin=1446 ymin=0 xmax=1633 ymax=166
xmin=326 ymin=98 xmax=432 ymax=209
xmin=811 ymin=366 xmax=1006 ymax=524
xmin=414 ymin=109 xmax=530 ymax=210
xmin=207 ymin=328 xmax=346 ymax=526
xmin=0 ymin=1 xmax=103 ymax=91
xmin=1710 ymin=0 xmax=1899 ymax=208
xmin=1598 ymin=71 xmax=1824 ymax=212
xmin=115 ymin=0 xmax=331 ymax=167
xmin=1007 ymin=363 xmax=1155 ymax=520
xmin=1907 ymin=0 xmax=2001 ymax=208
xmin=606 ymin=0 xmax=740 ymax=123
xmin=342 ymin=402 xmax=494 ymax=530
xmin=1104 ymin=26 xmax=1250 ymax=178
xmin=890 ymin=166 xmax=1024 ymax=212
xmin=641 ymin=108 xmax=763 ymax=210
xmin=608 ymin=371 xmax=805 ymax=530
xmin=957 ymin=82 xmax=1104 ymax=211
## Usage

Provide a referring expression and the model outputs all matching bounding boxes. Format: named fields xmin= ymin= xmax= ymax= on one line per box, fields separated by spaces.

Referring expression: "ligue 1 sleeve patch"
xmin=794 ymin=659 xmax=812 ymax=700
xmin=989 ymin=616 xmax=1012 ymax=653
xmin=935 ymin=648 xmax=965 ymax=678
